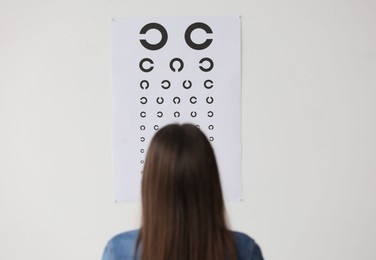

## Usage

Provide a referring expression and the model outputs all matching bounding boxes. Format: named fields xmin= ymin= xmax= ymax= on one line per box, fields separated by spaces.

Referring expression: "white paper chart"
xmin=111 ymin=16 xmax=242 ymax=202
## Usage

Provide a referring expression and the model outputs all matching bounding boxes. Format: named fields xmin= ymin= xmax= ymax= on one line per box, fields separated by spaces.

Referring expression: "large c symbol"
xmin=140 ymin=23 xmax=168 ymax=50
xmin=185 ymin=22 xmax=213 ymax=50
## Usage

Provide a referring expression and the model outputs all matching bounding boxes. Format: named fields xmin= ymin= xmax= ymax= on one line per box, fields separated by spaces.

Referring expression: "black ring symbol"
xmin=157 ymin=111 xmax=163 ymax=118
xmin=206 ymin=96 xmax=214 ymax=104
xmin=183 ymin=80 xmax=192 ymax=89
xmin=190 ymin=96 xmax=197 ymax=104
xmin=140 ymin=137 xmax=145 ymax=142
xmin=154 ymin=125 xmax=159 ymax=130
xmin=209 ymin=136 xmax=214 ymax=142
xmin=139 ymin=23 xmax=168 ymax=51
xmin=140 ymin=160 xmax=145 ymax=164
xmin=140 ymin=97 xmax=147 ymax=104
xmin=191 ymin=111 xmax=197 ymax=117
xmin=173 ymin=97 xmax=181 ymax=104
xmin=139 ymin=58 xmax=154 ymax=72
xmin=174 ymin=111 xmax=180 ymax=118
xmin=204 ymin=80 xmax=213 ymax=89
xmin=161 ymin=80 xmax=171 ymax=89
xmin=199 ymin=57 xmax=214 ymax=72
xmin=140 ymin=125 xmax=146 ymax=130
xmin=140 ymin=111 xmax=146 ymax=118
xmin=170 ymin=58 xmax=184 ymax=72
xmin=140 ymin=149 xmax=145 ymax=153
xmin=140 ymin=80 xmax=149 ymax=89
xmin=208 ymin=111 xmax=214 ymax=117
xmin=208 ymin=125 xmax=214 ymax=130
xmin=185 ymin=22 xmax=213 ymax=50
xmin=156 ymin=97 xmax=164 ymax=104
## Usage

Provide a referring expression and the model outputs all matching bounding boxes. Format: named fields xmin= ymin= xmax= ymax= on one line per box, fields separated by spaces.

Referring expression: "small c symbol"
xmin=173 ymin=97 xmax=181 ymax=104
xmin=156 ymin=97 xmax=164 ymax=104
xmin=140 ymin=97 xmax=147 ymax=104
xmin=139 ymin=58 xmax=154 ymax=72
xmin=183 ymin=80 xmax=192 ymax=89
xmin=170 ymin=58 xmax=184 ymax=72
xmin=140 ymin=80 xmax=149 ymax=90
xmin=199 ymin=57 xmax=214 ymax=72
xmin=190 ymin=96 xmax=197 ymax=104
xmin=161 ymin=80 xmax=171 ymax=89
xmin=204 ymin=80 xmax=213 ymax=89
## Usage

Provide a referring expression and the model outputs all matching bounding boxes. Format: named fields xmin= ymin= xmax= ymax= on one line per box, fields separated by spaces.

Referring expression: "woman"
xmin=102 ymin=124 xmax=263 ymax=260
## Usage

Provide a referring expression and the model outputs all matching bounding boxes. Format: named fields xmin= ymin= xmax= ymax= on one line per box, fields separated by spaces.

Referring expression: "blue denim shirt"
xmin=102 ymin=229 xmax=263 ymax=260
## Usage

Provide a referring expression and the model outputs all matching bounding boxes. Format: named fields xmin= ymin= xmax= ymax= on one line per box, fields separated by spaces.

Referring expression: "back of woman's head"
xmin=140 ymin=124 xmax=236 ymax=260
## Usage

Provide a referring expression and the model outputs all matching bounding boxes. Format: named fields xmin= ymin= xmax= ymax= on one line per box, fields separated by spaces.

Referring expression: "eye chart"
xmin=111 ymin=16 xmax=242 ymax=202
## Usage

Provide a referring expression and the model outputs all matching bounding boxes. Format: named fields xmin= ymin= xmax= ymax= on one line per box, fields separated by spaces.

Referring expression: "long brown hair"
xmin=137 ymin=124 xmax=237 ymax=260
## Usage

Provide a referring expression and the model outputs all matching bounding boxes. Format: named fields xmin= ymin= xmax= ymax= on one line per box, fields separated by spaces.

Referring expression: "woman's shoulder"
xmin=102 ymin=230 xmax=140 ymax=260
xmin=109 ymin=229 xmax=140 ymax=243
xmin=230 ymin=231 xmax=264 ymax=260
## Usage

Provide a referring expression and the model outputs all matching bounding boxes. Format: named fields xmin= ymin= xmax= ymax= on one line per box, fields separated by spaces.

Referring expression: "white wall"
xmin=1 ymin=0 xmax=375 ymax=259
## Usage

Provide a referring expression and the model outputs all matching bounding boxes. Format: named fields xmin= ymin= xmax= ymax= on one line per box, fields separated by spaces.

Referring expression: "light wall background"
xmin=0 ymin=0 xmax=375 ymax=259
